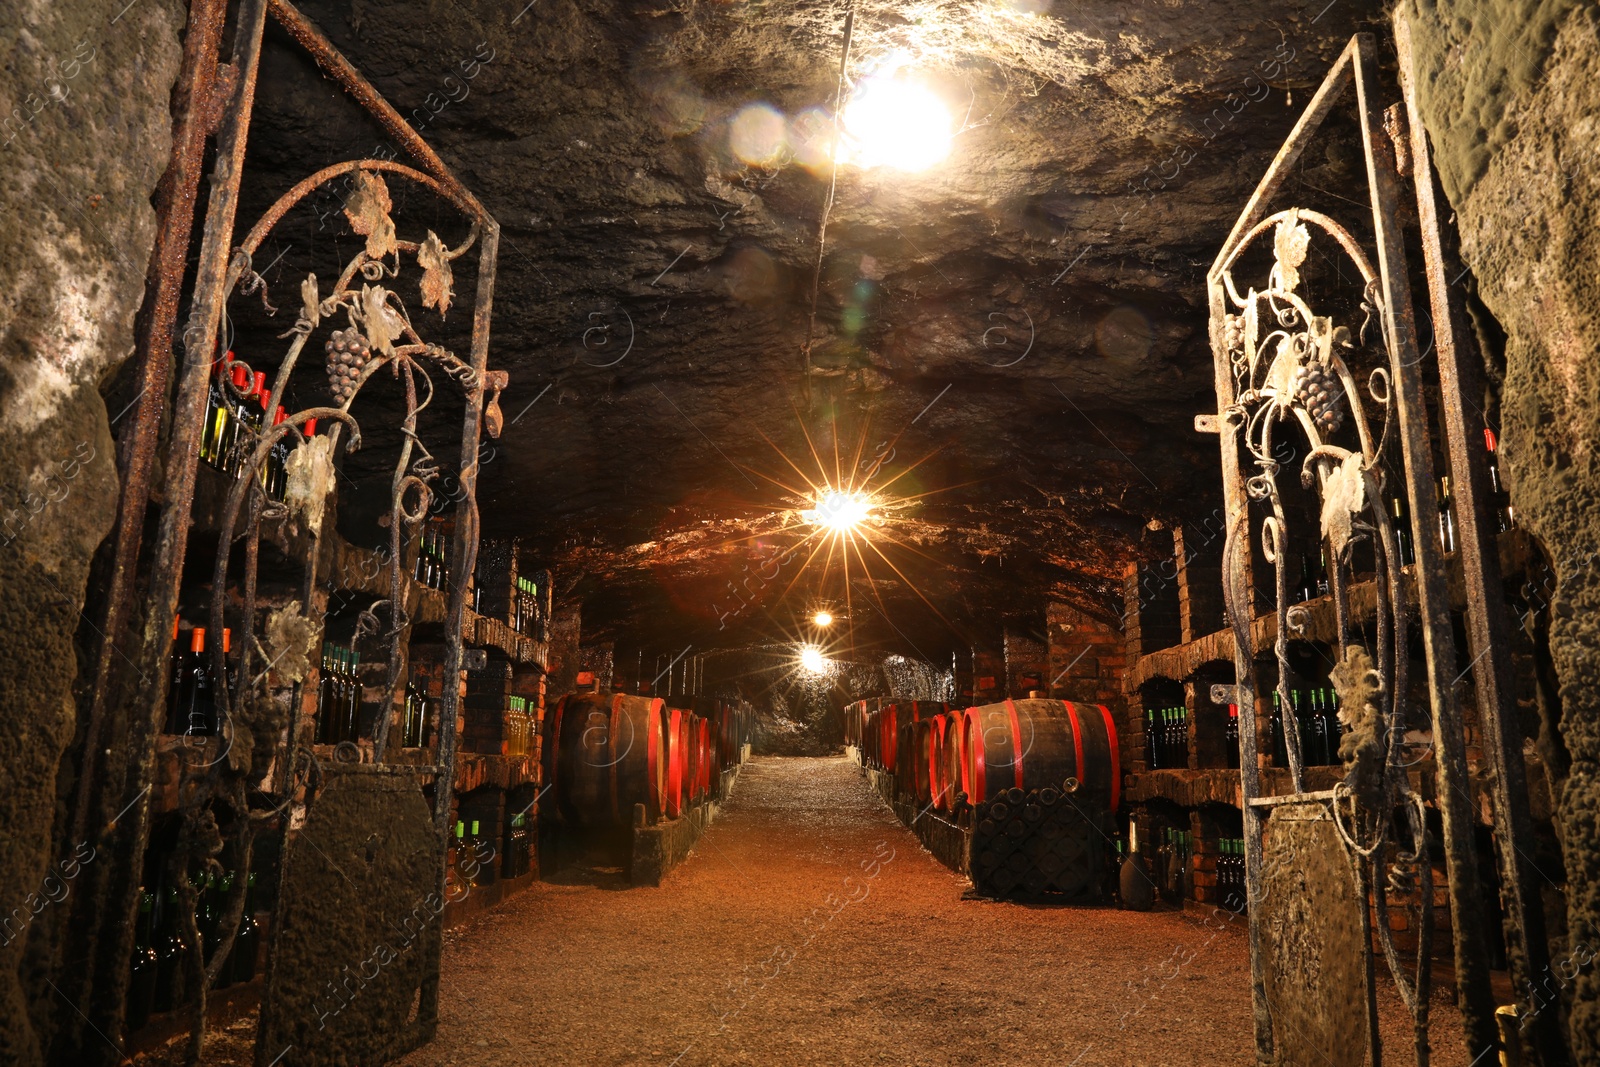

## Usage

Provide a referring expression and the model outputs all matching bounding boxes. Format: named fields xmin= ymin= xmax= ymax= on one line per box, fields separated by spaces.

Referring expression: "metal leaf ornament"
xmin=285 ymin=434 xmax=338 ymax=535
xmin=344 ymin=171 xmax=397 ymax=261
xmin=299 ymin=273 xmax=321 ymax=331
xmin=1273 ymin=212 xmax=1310 ymax=292
xmin=417 ymin=230 xmax=454 ymax=315
xmin=357 ymin=283 xmax=404 ymax=357
xmin=1319 ymin=451 xmax=1368 ymax=557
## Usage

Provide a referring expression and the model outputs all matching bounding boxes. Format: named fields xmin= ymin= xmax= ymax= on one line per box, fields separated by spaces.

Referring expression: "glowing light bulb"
xmin=840 ymin=62 xmax=953 ymax=172
xmin=799 ymin=645 xmax=830 ymax=674
xmin=805 ymin=490 xmax=871 ymax=533
xmin=813 ymin=611 xmax=834 ymax=627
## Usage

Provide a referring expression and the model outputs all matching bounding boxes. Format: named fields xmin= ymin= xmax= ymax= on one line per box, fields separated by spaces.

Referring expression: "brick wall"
xmin=1003 ymin=628 xmax=1047 ymax=696
xmin=463 ymin=661 xmax=513 ymax=755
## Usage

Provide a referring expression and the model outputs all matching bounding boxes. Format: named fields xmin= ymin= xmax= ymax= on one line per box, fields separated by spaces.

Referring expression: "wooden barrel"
xmin=689 ymin=714 xmax=705 ymax=801
xmin=910 ymin=719 xmax=933 ymax=806
xmin=879 ymin=704 xmax=899 ymax=773
xmin=697 ymin=716 xmax=713 ymax=798
xmin=843 ymin=699 xmax=865 ymax=749
xmin=928 ymin=714 xmax=951 ymax=811
xmin=941 ymin=707 xmax=969 ymax=807
xmin=886 ymin=701 xmax=948 ymax=724
xmin=896 ymin=722 xmax=918 ymax=800
xmin=664 ymin=707 xmax=688 ymax=818
xmin=608 ymin=693 xmax=667 ymax=824
xmin=544 ymin=693 xmax=668 ymax=826
xmin=961 ymin=699 xmax=1121 ymax=809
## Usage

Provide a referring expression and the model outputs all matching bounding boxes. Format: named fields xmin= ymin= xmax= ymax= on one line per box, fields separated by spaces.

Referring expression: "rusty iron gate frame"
xmin=1393 ymin=11 xmax=1562 ymax=1065
xmin=1205 ymin=31 xmax=1553 ymax=1065
xmin=67 ymin=0 xmax=501 ymax=1060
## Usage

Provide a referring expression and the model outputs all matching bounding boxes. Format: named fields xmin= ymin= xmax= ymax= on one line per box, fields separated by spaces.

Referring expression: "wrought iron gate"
xmin=62 ymin=1 xmax=505 ymax=1062
xmin=1206 ymin=28 xmax=1560 ymax=1066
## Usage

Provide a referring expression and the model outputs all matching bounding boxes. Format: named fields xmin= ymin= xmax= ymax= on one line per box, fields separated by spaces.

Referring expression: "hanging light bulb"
xmin=799 ymin=645 xmax=831 ymax=674
xmin=839 ymin=55 xmax=954 ymax=173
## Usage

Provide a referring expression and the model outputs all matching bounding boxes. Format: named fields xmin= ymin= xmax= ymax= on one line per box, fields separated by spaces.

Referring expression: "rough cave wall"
xmin=0 ymin=1 xmax=181 ymax=1061
xmin=1404 ymin=0 xmax=1600 ymax=1054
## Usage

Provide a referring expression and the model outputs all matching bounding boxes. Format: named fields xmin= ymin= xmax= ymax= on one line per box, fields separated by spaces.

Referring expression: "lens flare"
xmin=730 ymin=103 xmax=788 ymax=166
xmin=813 ymin=611 xmax=834 ymax=627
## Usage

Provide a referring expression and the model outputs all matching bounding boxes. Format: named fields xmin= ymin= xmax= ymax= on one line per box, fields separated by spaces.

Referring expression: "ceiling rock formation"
xmin=239 ymin=0 xmax=1386 ymax=660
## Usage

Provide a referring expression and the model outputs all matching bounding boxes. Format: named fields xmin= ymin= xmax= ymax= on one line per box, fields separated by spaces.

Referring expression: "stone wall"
xmin=0 ymin=2 xmax=182 ymax=1062
xmin=1404 ymin=0 xmax=1600 ymax=1056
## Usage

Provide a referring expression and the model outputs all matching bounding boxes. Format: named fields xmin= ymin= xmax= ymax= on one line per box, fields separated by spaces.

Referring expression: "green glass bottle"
xmin=342 ymin=647 xmax=362 ymax=743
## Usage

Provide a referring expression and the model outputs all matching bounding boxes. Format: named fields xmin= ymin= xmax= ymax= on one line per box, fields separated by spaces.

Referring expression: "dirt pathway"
xmin=397 ymin=756 xmax=1469 ymax=1067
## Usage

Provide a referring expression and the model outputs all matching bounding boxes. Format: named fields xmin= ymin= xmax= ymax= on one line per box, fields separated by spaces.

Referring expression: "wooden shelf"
xmin=1122 ymin=759 xmax=1545 ymax=829
xmin=1128 ymin=528 xmax=1539 ymax=688
xmin=193 ymin=462 xmax=547 ymax=670
xmin=1126 ymin=765 xmax=1350 ymax=807
xmin=307 ymin=747 xmax=540 ymax=795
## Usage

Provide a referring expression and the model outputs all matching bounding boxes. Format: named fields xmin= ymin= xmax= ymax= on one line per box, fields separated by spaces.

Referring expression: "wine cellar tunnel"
xmin=3 ymin=1 xmax=1600 ymax=1064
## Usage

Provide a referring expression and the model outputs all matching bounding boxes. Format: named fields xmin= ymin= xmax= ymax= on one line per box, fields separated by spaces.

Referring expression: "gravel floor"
xmin=395 ymin=755 xmax=1472 ymax=1067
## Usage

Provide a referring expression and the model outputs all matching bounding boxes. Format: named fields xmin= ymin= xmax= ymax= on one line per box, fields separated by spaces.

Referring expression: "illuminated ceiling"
xmin=242 ymin=0 xmax=1384 ymax=662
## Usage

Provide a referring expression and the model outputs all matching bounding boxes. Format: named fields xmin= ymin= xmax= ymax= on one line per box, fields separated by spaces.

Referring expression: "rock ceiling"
xmin=235 ymin=0 xmax=1386 ymax=664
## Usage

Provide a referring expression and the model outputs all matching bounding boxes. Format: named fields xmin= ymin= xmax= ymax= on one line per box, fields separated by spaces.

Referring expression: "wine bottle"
xmin=221 ymin=367 xmax=256 ymax=476
xmin=1270 ymin=691 xmax=1288 ymax=767
xmin=1312 ymin=694 xmax=1324 ymax=767
xmin=1484 ymin=429 xmax=1515 ymax=531
xmin=200 ymin=351 xmax=235 ymax=467
xmin=1177 ymin=705 xmax=1188 ymax=767
xmin=402 ymin=681 xmax=417 ymax=748
xmin=1391 ymin=496 xmax=1414 ymax=567
xmin=248 ymin=371 xmax=270 ymax=469
xmin=1291 ymin=689 xmax=1309 ymax=767
xmin=470 ymin=820 xmax=495 ymax=886
xmin=1297 ymin=553 xmax=1316 ymax=603
xmin=462 ymin=820 xmax=481 ymax=886
xmin=1438 ymin=477 xmax=1457 ymax=554
xmin=165 ymin=616 xmax=184 ymax=734
xmin=1120 ymin=821 xmax=1154 ymax=911
xmin=127 ymin=888 xmax=159 ymax=1031
xmin=343 ymin=646 xmax=361 ymax=743
xmin=1176 ymin=831 xmax=1190 ymax=903
xmin=182 ymin=628 xmax=214 ymax=737
xmin=264 ymin=406 xmax=289 ymax=500
xmin=1220 ymin=839 xmax=1242 ymax=913
xmin=1225 ymin=703 xmax=1240 ymax=769
xmin=1317 ymin=547 xmax=1330 ymax=597
xmin=1162 ymin=828 xmax=1178 ymax=901
xmin=1146 ymin=707 xmax=1161 ymax=770
xmin=316 ymin=643 xmax=334 ymax=744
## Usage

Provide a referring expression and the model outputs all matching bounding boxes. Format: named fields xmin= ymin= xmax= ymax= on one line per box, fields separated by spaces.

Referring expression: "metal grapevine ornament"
xmin=325 ymin=326 xmax=373 ymax=403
